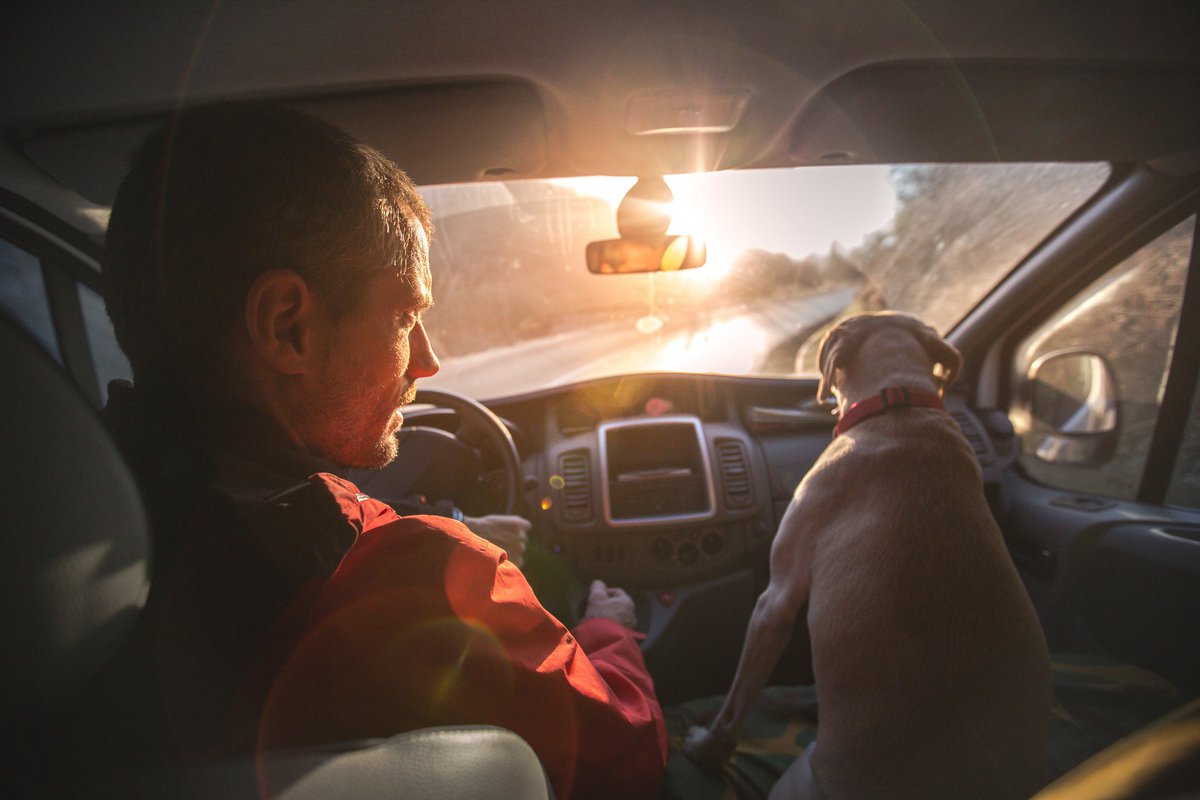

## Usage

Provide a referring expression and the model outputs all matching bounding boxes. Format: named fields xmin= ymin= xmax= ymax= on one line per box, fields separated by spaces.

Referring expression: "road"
xmin=422 ymin=285 xmax=857 ymax=400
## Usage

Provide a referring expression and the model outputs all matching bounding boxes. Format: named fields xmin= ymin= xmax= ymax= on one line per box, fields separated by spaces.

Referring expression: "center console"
xmin=545 ymin=413 xmax=773 ymax=587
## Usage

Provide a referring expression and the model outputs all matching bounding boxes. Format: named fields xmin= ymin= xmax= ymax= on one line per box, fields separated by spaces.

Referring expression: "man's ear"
xmin=245 ymin=269 xmax=320 ymax=376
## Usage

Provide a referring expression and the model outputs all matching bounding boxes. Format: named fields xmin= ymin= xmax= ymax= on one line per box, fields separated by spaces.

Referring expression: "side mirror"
xmin=585 ymin=235 xmax=706 ymax=274
xmin=1026 ymin=350 xmax=1118 ymax=466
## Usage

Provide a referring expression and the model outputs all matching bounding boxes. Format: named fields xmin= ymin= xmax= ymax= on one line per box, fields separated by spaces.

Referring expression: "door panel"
xmin=1002 ymin=472 xmax=1200 ymax=698
xmin=1082 ymin=522 xmax=1200 ymax=696
xmin=1003 ymin=213 xmax=1200 ymax=700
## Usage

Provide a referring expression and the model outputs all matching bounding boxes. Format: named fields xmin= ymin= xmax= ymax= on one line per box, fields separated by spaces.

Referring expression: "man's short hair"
xmin=104 ymin=100 xmax=432 ymax=391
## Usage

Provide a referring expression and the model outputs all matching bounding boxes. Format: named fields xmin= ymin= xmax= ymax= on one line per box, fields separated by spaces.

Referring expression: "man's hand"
xmin=682 ymin=724 xmax=736 ymax=769
xmin=583 ymin=579 xmax=637 ymax=629
xmin=463 ymin=514 xmax=530 ymax=567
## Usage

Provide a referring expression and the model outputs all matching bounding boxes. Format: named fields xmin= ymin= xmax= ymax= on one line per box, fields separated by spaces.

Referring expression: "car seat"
xmin=0 ymin=312 xmax=553 ymax=799
xmin=1033 ymin=698 xmax=1200 ymax=800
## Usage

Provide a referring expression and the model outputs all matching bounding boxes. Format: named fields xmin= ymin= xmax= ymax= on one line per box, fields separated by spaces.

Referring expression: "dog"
xmin=683 ymin=312 xmax=1051 ymax=799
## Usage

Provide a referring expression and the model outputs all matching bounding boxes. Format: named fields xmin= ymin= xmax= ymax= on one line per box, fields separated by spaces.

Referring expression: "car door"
xmin=1000 ymin=209 xmax=1200 ymax=700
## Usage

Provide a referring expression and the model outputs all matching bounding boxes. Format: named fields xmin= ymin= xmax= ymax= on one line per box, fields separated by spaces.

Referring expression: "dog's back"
xmin=802 ymin=409 xmax=1050 ymax=799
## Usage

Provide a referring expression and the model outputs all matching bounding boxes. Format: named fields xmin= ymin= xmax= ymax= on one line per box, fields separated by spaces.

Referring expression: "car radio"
xmin=598 ymin=415 xmax=716 ymax=527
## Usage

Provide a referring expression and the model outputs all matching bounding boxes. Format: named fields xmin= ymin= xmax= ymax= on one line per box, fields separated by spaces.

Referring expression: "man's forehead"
xmin=390 ymin=225 xmax=432 ymax=307
xmin=408 ymin=266 xmax=433 ymax=308
xmin=409 ymin=228 xmax=433 ymax=305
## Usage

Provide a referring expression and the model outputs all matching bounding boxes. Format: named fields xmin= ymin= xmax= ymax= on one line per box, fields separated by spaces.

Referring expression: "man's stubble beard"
xmin=302 ymin=361 xmax=414 ymax=470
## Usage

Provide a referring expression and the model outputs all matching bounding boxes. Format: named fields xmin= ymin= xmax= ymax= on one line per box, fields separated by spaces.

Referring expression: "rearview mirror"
xmin=1026 ymin=350 xmax=1118 ymax=466
xmin=585 ymin=235 xmax=707 ymax=275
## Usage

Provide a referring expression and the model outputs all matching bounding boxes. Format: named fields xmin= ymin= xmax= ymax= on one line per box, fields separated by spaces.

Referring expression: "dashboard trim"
xmin=598 ymin=415 xmax=718 ymax=528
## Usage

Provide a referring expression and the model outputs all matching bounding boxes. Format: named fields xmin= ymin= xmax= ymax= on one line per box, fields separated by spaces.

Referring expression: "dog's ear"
xmin=816 ymin=323 xmax=850 ymax=402
xmin=912 ymin=323 xmax=962 ymax=393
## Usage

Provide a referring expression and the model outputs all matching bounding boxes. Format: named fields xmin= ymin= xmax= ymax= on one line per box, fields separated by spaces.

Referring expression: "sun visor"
xmin=19 ymin=80 xmax=547 ymax=206
xmin=297 ymin=81 xmax=547 ymax=183
xmin=790 ymin=61 xmax=1200 ymax=164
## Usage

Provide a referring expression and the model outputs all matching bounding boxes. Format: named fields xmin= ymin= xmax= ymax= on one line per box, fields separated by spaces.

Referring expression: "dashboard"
xmin=545 ymin=411 xmax=774 ymax=588
xmin=412 ymin=371 xmax=1012 ymax=703
xmin=499 ymin=373 xmax=1012 ymax=591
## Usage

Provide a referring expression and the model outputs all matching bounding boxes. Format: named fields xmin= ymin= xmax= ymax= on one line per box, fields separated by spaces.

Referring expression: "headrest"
xmin=0 ymin=314 xmax=149 ymax=719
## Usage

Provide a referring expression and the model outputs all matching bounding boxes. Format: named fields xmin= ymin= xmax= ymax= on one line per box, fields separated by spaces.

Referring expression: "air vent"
xmin=715 ymin=438 xmax=754 ymax=509
xmin=559 ymin=451 xmax=593 ymax=523
xmin=949 ymin=409 xmax=993 ymax=466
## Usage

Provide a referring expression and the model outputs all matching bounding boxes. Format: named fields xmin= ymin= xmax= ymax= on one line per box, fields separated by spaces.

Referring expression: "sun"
xmin=664 ymin=191 xmax=733 ymax=285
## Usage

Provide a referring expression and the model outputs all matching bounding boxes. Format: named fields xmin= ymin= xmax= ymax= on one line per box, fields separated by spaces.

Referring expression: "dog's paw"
xmin=681 ymin=724 xmax=735 ymax=769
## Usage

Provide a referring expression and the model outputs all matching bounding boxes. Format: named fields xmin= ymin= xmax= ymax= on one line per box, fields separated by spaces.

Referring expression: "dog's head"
xmin=816 ymin=312 xmax=962 ymax=402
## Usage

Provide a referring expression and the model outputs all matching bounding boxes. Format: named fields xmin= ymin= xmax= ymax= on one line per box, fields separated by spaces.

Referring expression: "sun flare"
xmin=555 ymin=166 xmax=897 ymax=288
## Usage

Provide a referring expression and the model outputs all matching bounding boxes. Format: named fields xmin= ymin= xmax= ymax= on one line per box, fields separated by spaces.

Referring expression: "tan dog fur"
xmin=683 ymin=312 xmax=1051 ymax=799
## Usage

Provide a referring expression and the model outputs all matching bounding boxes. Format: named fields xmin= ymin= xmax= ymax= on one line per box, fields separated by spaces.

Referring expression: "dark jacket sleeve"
xmin=256 ymin=513 xmax=667 ymax=800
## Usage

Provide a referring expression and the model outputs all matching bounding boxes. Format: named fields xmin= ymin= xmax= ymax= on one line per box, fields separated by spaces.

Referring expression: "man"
xmin=102 ymin=101 xmax=667 ymax=799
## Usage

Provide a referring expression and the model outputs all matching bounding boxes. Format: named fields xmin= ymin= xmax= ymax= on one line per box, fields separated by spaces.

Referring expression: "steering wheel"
xmin=412 ymin=388 xmax=522 ymax=514
xmin=350 ymin=388 xmax=522 ymax=515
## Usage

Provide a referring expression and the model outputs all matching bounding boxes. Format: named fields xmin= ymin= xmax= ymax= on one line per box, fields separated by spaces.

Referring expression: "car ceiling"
xmin=2 ymin=0 xmax=1200 ymax=230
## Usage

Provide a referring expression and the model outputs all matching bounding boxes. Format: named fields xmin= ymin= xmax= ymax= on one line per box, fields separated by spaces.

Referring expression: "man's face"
xmin=303 ymin=230 xmax=440 ymax=468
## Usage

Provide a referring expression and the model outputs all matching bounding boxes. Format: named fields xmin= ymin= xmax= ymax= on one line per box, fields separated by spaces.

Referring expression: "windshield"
xmin=419 ymin=164 xmax=1109 ymax=400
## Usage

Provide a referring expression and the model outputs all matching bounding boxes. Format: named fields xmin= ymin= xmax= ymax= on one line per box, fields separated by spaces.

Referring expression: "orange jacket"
xmin=253 ymin=473 xmax=668 ymax=800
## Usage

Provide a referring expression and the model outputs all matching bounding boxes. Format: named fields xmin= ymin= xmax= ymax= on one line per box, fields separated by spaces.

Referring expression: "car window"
xmin=1166 ymin=377 xmax=1200 ymax=510
xmin=0 ymin=237 xmax=60 ymax=362
xmin=78 ymin=282 xmax=132 ymax=403
xmin=1013 ymin=215 xmax=1195 ymax=500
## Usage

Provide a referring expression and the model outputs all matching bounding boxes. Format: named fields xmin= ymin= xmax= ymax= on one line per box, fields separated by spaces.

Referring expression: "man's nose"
xmin=408 ymin=319 xmax=440 ymax=378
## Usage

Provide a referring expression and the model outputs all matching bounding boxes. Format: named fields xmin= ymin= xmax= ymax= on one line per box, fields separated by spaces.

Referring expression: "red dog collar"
xmin=834 ymin=386 xmax=945 ymax=437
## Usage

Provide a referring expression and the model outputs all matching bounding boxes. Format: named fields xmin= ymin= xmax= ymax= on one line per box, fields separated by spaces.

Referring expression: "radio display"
xmin=601 ymin=417 xmax=714 ymax=524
